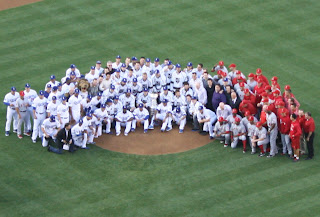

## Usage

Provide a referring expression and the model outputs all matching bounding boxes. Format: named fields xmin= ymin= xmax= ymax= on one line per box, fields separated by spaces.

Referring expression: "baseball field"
xmin=0 ymin=0 xmax=319 ymax=216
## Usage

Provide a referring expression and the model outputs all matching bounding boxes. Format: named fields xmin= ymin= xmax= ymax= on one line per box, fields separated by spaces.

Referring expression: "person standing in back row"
xmin=290 ymin=113 xmax=302 ymax=162
xmin=4 ymin=87 xmax=19 ymax=136
xmin=303 ymin=112 xmax=315 ymax=160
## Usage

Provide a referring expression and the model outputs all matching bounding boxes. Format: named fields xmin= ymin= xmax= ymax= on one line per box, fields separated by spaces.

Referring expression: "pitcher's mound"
xmin=95 ymin=124 xmax=211 ymax=155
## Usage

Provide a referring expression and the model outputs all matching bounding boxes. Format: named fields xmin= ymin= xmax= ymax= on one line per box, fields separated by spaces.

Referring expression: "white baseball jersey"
xmin=266 ymin=112 xmax=278 ymax=130
xmin=32 ymin=97 xmax=47 ymax=114
xmin=138 ymin=77 xmax=152 ymax=90
xmin=46 ymin=101 xmax=58 ymax=116
xmin=116 ymin=84 xmax=128 ymax=96
xmin=214 ymin=122 xmax=230 ymax=134
xmin=124 ymin=74 xmax=136 ymax=87
xmin=180 ymin=87 xmax=194 ymax=98
xmin=47 ymin=92 xmax=58 ymax=104
xmin=45 ymin=81 xmax=60 ymax=90
xmin=105 ymin=104 xmax=115 ymax=116
xmin=133 ymin=108 xmax=149 ymax=120
xmin=172 ymin=72 xmax=187 ymax=89
xmin=71 ymin=123 xmax=84 ymax=140
xmin=112 ymin=62 xmax=122 ymax=69
xmin=95 ymin=67 xmax=104 ymax=76
xmin=254 ymin=126 xmax=268 ymax=139
xmin=173 ymin=95 xmax=186 ymax=108
xmin=247 ymin=80 xmax=257 ymax=91
xmin=162 ymin=66 xmax=175 ymax=84
xmin=197 ymin=109 xmax=211 ymax=122
xmin=156 ymin=104 xmax=172 ymax=114
xmin=68 ymin=95 xmax=81 ymax=114
xmin=4 ymin=92 xmax=19 ymax=109
xmin=119 ymin=94 xmax=135 ymax=108
xmin=94 ymin=108 xmax=108 ymax=121
xmin=90 ymin=96 xmax=102 ymax=108
xmin=23 ymin=89 xmax=38 ymax=105
xmin=173 ymin=109 xmax=187 ymax=119
xmin=189 ymin=101 xmax=203 ymax=115
xmin=241 ymin=116 xmax=258 ymax=130
xmin=61 ymin=84 xmax=71 ymax=96
xmin=85 ymin=72 xmax=99 ymax=84
xmin=151 ymin=74 xmax=166 ymax=92
xmin=102 ymin=89 xmax=117 ymax=102
xmin=247 ymin=122 xmax=257 ymax=137
xmin=131 ymin=83 xmax=142 ymax=96
xmin=188 ymin=78 xmax=202 ymax=90
xmin=15 ymin=98 xmax=29 ymax=112
xmin=66 ymin=68 xmax=81 ymax=78
xmin=42 ymin=118 xmax=60 ymax=134
xmin=111 ymin=74 xmax=122 ymax=85
xmin=80 ymin=99 xmax=93 ymax=113
xmin=112 ymin=101 xmax=123 ymax=115
xmin=115 ymin=111 xmax=133 ymax=122
xmin=137 ymin=93 xmax=151 ymax=107
xmin=226 ymin=114 xmax=242 ymax=126
xmin=82 ymin=116 xmax=94 ymax=130
xmin=57 ymin=102 xmax=69 ymax=118
xmin=216 ymin=105 xmax=232 ymax=120
xmin=230 ymin=123 xmax=246 ymax=135
xmin=159 ymin=91 xmax=174 ymax=103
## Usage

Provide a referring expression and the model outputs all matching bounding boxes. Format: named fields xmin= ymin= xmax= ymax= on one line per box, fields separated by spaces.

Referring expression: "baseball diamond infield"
xmin=95 ymin=123 xmax=212 ymax=155
xmin=0 ymin=0 xmax=42 ymax=11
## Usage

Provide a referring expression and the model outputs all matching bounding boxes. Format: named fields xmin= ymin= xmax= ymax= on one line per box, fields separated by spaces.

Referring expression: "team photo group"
xmin=3 ymin=55 xmax=316 ymax=161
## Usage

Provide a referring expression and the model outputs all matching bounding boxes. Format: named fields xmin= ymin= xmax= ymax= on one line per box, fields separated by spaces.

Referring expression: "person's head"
xmin=140 ymin=57 xmax=146 ymax=66
xmin=186 ymin=94 xmax=192 ymax=102
xmin=256 ymin=68 xmax=262 ymax=75
xmin=162 ymin=99 xmax=168 ymax=106
xmin=298 ymin=109 xmax=304 ymax=117
xmin=65 ymin=122 xmax=71 ymax=130
xmin=219 ymin=102 xmax=225 ymax=110
xmin=231 ymin=92 xmax=237 ymax=99
xmin=70 ymin=64 xmax=76 ymax=71
xmin=235 ymin=117 xmax=240 ymax=125
xmin=163 ymin=86 xmax=168 ymax=93
xmin=62 ymin=96 xmax=67 ymax=104
xmin=202 ymin=71 xmax=209 ymax=79
xmin=145 ymin=58 xmax=151 ymax=66
xmin=134 ymin=62 xmax=141 ymax=70
xmin=195 ymin=81 xmax=201 ymax=89
xmin=197 ymin=63 xmax=203 ymax=71
xmin=266 ymin=105 xmax=273 ymax=114
xmin=183 ymin=82 xmax=190 ymax=89
xmin=248 ymin=73 xmax=255 ymax=81
xmin=305 ymin=112 xmax=312 ymax=119
xmin=175 ymin=89 xmax=180 ymax=97
xmin=116 ymin=55 xmax=121 ymax=63
xmin=198 ymin=106 xmax=204 ymax=114
xmin=279 ymin=108 xmax=287 ymax=117
xmin=107 ymin=61 xmax=113 ymax=68
xmin=49 ymin=115 xmax=55 ymax=122
xmin=290 ymin=113 xmax=297 ymax=121
xmin=154 ymin=57 xmax=160 ymax=66
xmin=142 ymin=72 xmax=147 ymax=80
xmin=25 ymin=83 xmax=31 ymax=92
xmin=218 ymin=116 xmax=225 ymax=124
xmin=78 ymin=119 xmax=83 ymax=127
xmin=191 ymin=96 xmax=197 ymax=102
xmin=176 ymin=64 xmax=181 ymax=72
xmin=187 ymin=62 xmax=193 ymax=69
xmin=100 ymin=103 xmax=106 ymax=111
xmin=207 ymin=78 xmax=213 ymax=86
xmin=229 ymin=63 xmax=236 ymax=71
xmin=96 ymin=60 xmax=101 ymax=68
xmin=167 ymin=61 xmax=173 ymax=70
xmin=215 ymin=84 xmax=221 ymax=92
xmin=125 ymin=89 xmax=132 ymax=97
xmin=192 ymin=72 xmax=197 ymax=79
xmin=290 ymin=102 xmax=297 ymax=111
xmin=256 ymin=121 xmax=263 ymax=130
xmin=39 ymin=90 xmax=44 ymax=99
xmin=218 ymin=61 xmax=224 ymax=67
xmin=90 ymin=66 xmax=95 ymax=74
xmin=248 ymin=116 xmax=254 ymax=124
xmin=125 ymin=57 xmax=131 ymax=65
xmin=52 ymin=96 xmax=57 ymax=103
xmin=138 ymin=103 xmax=144 ymax=111
xmin=19 ymin=90 xmax=24 ymax=99
xmin=232 ymin=108 xmax=237 ymax=116
xmin=143 ymin=88 xmax=148 ymax=96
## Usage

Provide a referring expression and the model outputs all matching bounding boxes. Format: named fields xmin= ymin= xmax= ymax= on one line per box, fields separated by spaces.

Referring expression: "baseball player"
xmin=41 ymin=115 xmax=61 ymax=147
xmin=80 ymin=95 xmax=93 ymax=115
xmin=57 ymin=96 xmax=69 ymax=128
xmin=4 ymin=87 xmax=19 ymax=136
xmin=15 ymin=91 xmax=30 ymax=138
xmin=132 ymin=103 xmax=150 ymax=133
xmin=197 ymin=106 xmax=217 ymax=139
xmin=93 ymin=103 xmax=108 ymax=137
xmin=266 ymin=105 xmax=278 ymax=157
xmin=138 ymin=72 xmax=152 ymax=90
xmin=24 ymin=83 xmax=38 ymax=133
xmin=45 ymin=75 xmax=60 ymax=90
xmin=85 ymin=66 xmax=99 ymax=84
xmin=112 ymin=96 xmax=123 ymax=116
xmin=104 ymin=99 xmax=115 ymax=134
xmin=115 ymin=106 xmax=134 ymax=136
xmin=66 ymin=64 xmax=81 ymax=78
xmin=119 ymin=89 xmax=135 ymax=112
xmin=290 ymin=113 xmax=302 ymax=162
xmin=82 ymin=113 xmax=96 ymax=145
xmin=162 ymin=61 xmax=175 ymax=91
xmin=102 ymin=85 xmax=117 ymax=103
xmin=212 ymin=117 xmax=231 ymax=147
xmin=151 ymin=70 xmax=166 ymax=93
xmin=251 ymin=121 xmax=269 ymax=157
xmin=112 ymin=55 xmax=122 ymax=69
xmin=189 ymin=96 xmax=203 ymax=131
xmin=117 ymin=78 xmax=128 ymax=96
xmin=111 ymin=69 xmax=122 ymax=86
xmin=173 ymin=90 xmax=187 ymax=111
xmin=159 ymin=86 xmax=174 ymax=105
xmin=216 ymin=102 xmax=232 ymax=120
xmin=150 ymin=99 xmax=173 ymax=132
xmin=31 ymin=90 xmax=47 ymax=143
xmin=230 ymin=117 xmax=247 ymax=153
xmin=91 ymin=92 xmax=103 ymax=111
xmin=180 ymin=82 xmax=194 ymax=98
xmin=172 ymin=107 xmax=187 ymax=133
xmin=46 ymin=96 xmax=58 ymax=118
xmin=131 ymin=78 xmax=142 ymax=97
xmin=279 ymin=108 xmax=292 ymax=157
xmin=172 ymin=64 xmax=187 ymax=90
xmin=137 ymin=88 xmax=151 ymax=109
xmin=226 ymin=108 xmax=242 ymax=126
xmin=68 ymin=89 xmax=82 ymax=123
xmin=71 ymin=119 xmax=89 ymax=149
xmin=246 ymin=116 xmax=258 ymax=154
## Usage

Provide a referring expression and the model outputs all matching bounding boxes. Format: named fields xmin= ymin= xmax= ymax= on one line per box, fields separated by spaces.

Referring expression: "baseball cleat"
xmin=13 ymin=129 xmax=17 ymax=134
xmin=243 ymin=150 xmax=246 ymax=153
xmin=32 ymin=140 xmax=36 ymax=143
xmin=267 ymin=155 xmax=274 ymax=158
xmin=220 ymin=141 xmax=224 ymax=144
xmin=24 ymin=132 xmax=31 ymax=136
xmin=5 ymin=131 xmax=9 ymax=136
xmin=224 ymin=144 xmax=228 ymax=148
xmin=91 ymin=142 xmax=96 ymax=145
xmin=144 ymin=129 xmax=148 ymax=133
xmin=209 ymin=136 xmax=213 ymax=140
xmin=18 ymin=135 xmax=23 ymax=139
xmin=166 ymin=127 xmax=172 ymax=132
xmin=293 ymin=158 xmax=300 ymax=162
xmin=160 ymin=129 xmax=165 ymax=132
xmin=124 ymin=133 xmax=128 ymax=136
xmin=251 ymin=151 xmax=256 ymax=155
xmin=259 ymin=153 xmax=266 ymax=157
xmin=82 ymin=147 xmax=90 ymax=149
xmin=191 ymin=128 xmax=199 ymax=131
xmin=116 ymin=133 xmax=120 ymax=136
xmin=148 ymin=125 xmax=154 ymax=130
xmin=131 ymin=128 xmax=135 ymax=132
xmin=179 ymin=130 xmax=184 ymax=134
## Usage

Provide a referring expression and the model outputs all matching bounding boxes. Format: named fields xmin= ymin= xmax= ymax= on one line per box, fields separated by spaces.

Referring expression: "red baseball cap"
xmin=256 ymin=121 xmax=263 ymax=127
xmin=273 ymin=90 xmax=280 ymax=95
xmin=219 ymin=61 xmax=224 ymax=66
xmin=218 ymin=117 xmax=224 ymax=122
xmin=267 ymin=105 xmax=273 ymax=111
xmin=19 ymin=91 xmax=24 ymax=96
xmin=236 ymin=70 xmax=241 ymax=75
xmin=245 ymin=111 xmax=251 ymax=116
xmin=217 ymin=70 xmax=223 ymax=75
xmin=279 ymin=101 xmax=285 ymax=106
xmin=248 ymin=73 xmax=255 ymax=78
xmin=239 ymin=82 xmax=245 ymax=87
xmin=261 ymin=92 xmax=268 ymax=97
xmin=257 ymin=78 xmax=263 ymax=83
xmin=285 ymin=85 xmax=291 ymax=90
xmin=244 ymin=88 xmax=250 ymax=94
xmin=221 ymin=71 xmax=227 ymax=77
xmin=262 ymin=98 xmax=269 ymax=103
xmin=271 ymin=76 xmax=278 ymax=81
xmin=248 ymin=116 xmax=254 ymax=121
xmin=256 ymin=68 xmax=262 ymax=74
xmin=229 ymin=63 xmax=236 ymax=68
xmin=264 ymin=85 xmax=271 ymax=90
xmin=272 ymin=80 xmax=278 ymax=85
xmin=235 ymin=117 xmax=241 ymax=122
xmin=279 ymin=108 xmax=286 ymax=114
xmin=232 ymin=108 xmax=238 ymax=114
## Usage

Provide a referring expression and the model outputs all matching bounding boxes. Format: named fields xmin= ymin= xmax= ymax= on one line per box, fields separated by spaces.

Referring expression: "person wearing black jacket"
xmin=48 ymin=123 xmax=75 ymax=154
xmin=205 ymin=78 xmax=215 ymax=111
xmin=228 ymin=91 xmax=241 ymax=111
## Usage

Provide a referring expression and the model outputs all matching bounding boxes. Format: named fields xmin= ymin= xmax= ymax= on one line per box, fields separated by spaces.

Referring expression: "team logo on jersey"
xmin=176 ymin=78 xmax=180 ymax=83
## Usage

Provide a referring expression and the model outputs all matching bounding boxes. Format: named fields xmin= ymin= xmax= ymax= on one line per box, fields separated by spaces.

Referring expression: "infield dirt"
xmin=0 ymin=0 xmax=42 ymax=11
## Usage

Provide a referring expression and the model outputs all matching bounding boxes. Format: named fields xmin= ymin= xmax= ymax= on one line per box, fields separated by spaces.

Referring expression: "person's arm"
xmin=268 ymin=123 xmax=275 ymax=134
xmin=16 ymin=107 xmax=21 ymax=119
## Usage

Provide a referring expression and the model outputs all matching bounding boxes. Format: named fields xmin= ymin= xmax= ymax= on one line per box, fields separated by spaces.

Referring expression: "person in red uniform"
xmin=290 ymin=113 xmax=302 ymax=162
xmin=297 ymin=110 xmax=306 ymax=155
xmin=304 ymin=112 xmax=315 ymax=160
xmin=279 ymin=109 xmax=292 ymax=157
xmin=272 ymin=90 xmax=283 ymax=103
xmin=255 ymin=68 xmax=269 ymax=85
xmin=232 ymin=71 xmax=246 ymax=86
xmin=239 ymin=100 xmax=257 ymax=116
xmin=243 ymin=89 xmax=256 ymax=106
xmin=264 ymin=85 xmax=274 ymax=100
xmin=282 ymin=85 xmax=295 ymax=106
xmin=254 ymin=78 xmax=266 ymax=103
xmin=271 ymin=76 xmax=281 ymax=90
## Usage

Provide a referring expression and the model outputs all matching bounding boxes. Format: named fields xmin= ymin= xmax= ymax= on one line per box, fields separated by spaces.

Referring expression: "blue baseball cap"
xmin=115 ymin=68 xmax=120 ymax=72
xmin=106 ymin=98 xmax=113 ymax=103
xmin=50 ymin=75 xmax=56 ymax=79
xmin=80 ymin=74 xmax=85 ymax=79
xmin=74 ymin=88 xmax=80 ymax=93
xmin=121 ymin=63 xmax=126 ymax=67
xmin=187 ymin=62 xmax=193 ymax=67
xmin=163 ymin=86 xmax=168 ymax=90
xmin=176 ymin=107 xmax=181 ymax=112
xmin=25 ymin=83 xmax=31 ymax=88
xmin=101 ymin=103 xmax=106 ymax=108
xmin=52 ymin=96 xmax=57 ymax=100
xmin=162 ymin=99 xmax=168 ymax=103
xmin=122 ymin=78 xmax=127 ymax=83
xmin=116 ymin=55 xmax=121 ymax=59
xmin=155 ymin=69 xmax=160 ymax=74
xmin=146 ymin=58 xmax=151 ymax=62
xmin=87 ymin=95 xmax=92 ymax=100
xmin=96 ymin=60 xmax=101 ymax=64
xmin=62 ymin=96 xmax=67 ymax=101
xmin=50 ymin=115 xmax=55 ymax=121
xmin=223 ymin=78 xmax=228 ymax=82
xmin=176 ymin=63 xmax=181 ymax=68
xmin=138 ymin=103 xmax=143 ymax=108
xmin=167 ymin=61 xmax=172 ymax=66
xmin=79 ymin=119 xmax=83 ymax=124
xmin=143 ymin=88 xmax=148 ymax=92
xmin=114 ymin=95 xmax=119 ymax=100
xmin=125 ymin=88 xmax=132 ymax=93
xmin=110 ymin=85 xmax=115 ymax=89
xmin=132 ymin=56 xmax=137 ymax=61
xmin=90 ymin=66 xmax=95 ymax=70
xmin=70 ymin=71 xmax=76 ymax=76
xmin=133 ymin=78 xmax=138 ymax=83
xmin=52 ymin=86 xmax=58 ymax=91
xmin=154 ymin=58 xmax=159 ymax=62
xmin=192 ymin=96 xmax=197 ymax=100
xmin=86 ymin=113 xmax=92 ymax=117
xmin=198 ymin=106 xmax=204 ymax=110
xmin=11 ymin=86 xmax=16 ymax=91
xmin=58 ymin=83 xmax=62 ymax=87
xmin=39 ymin=90 xmax=44 ymax=95
xmin=122 ymin=105 xmax=128 ymax=109
xmin=97 ymin=92 xmax=102 ymax=96
xmin=47 ymin=84 xmax=52 ymax=88
xmin=70 ymin=64 xmax=76 ymax=68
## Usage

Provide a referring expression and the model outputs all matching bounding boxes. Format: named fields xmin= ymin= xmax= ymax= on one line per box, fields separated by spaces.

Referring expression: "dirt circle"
xmin=95 ymin=123 xmax=212 ymax=155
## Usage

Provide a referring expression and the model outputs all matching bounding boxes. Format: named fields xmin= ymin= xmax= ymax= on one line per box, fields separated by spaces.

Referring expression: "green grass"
xmin=0 ymin=0 xmax=319 ymax=216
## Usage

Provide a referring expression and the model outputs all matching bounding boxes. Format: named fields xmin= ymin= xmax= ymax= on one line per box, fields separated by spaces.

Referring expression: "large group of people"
xmin=3 ymin=56 xmax=316 ymax=160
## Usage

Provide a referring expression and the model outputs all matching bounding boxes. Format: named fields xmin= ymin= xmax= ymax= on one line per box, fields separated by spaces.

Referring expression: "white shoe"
xmin=224 ymin=145 xmax=228 ymax=148
xmin=124 ymin=133 xmax=128 ymax=136
xmin=32 ymin=140 xmax=36 ymax=143
xmin=116 ymin=133 xmax=120 ymax=136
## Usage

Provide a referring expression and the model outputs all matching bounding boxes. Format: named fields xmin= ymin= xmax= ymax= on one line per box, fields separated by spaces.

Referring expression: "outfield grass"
xmin=0 ymin=0 xmax=319 ymax=216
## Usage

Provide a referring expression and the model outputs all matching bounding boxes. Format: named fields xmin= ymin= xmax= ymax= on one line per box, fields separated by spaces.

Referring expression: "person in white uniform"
xmin=4 ymin=86 xmax=19 ymax=136
xmin=212 ymin=117 xmax=231 ymax=147
xmin=132 ymin=103 xmax=150 ymax=133
xmin=150 ymin=99 xmax=173 ymax=132
xmin=93 ymin=103 xmax=108 ymax=137
xmin=15 ymin=91 xmax=30 ymax=138
xmin=46 ymin=96 xmax=58 ymax=118
xmin=82 ymin=113 xmax=96 ymax=145
xmin=41 ymin=115 xmax=61 ymax=147
xmin=197 ymin=106 xmax=217 ymax=139
xmin=68 ymin=89 xmax=82 ymax=123
xmin=31 ymin=90 xmax=47 ymax=143
xmin=172 ymin=106 xmax=187 ymax=133
xmin=57 ymin=96 xmax=69 ymax=128
xmin=251 ymin=121 xmax=270 ymax=157
xmin=24 ymin=83 xmax=38 ymax=134
xmin=266 ymin=105 xmax=278 ymax=157
xmin=115 ymin=106 xmax=134 ymax=136
xmin=230 ymin=117 xmax=247 ymax=153
xmin=71 ymin=119 xmax=89 ymax=149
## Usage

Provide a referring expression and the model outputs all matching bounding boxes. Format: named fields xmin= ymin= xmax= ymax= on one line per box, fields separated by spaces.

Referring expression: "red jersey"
xmin=303 ymin=117 xmax=315 ymax=133
xmin=279 ymin=116 xmax=291 ymax=134
xmin=243 ymin=94 xmax=256 ymax=106
xmin=290 ymin=120 xmax=302 ymax=139
xmin=239 ymin=101 xmax=257 ymax=115
xmin=255 ymin=74 xmax=269 ymax=85
xmin=232 ymin=77 xmax=247 ymax=86
xmin=297 ymin=115 xmax=306 ymax=129
xmin=276 ymin=107 xmax=289 ymax=117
